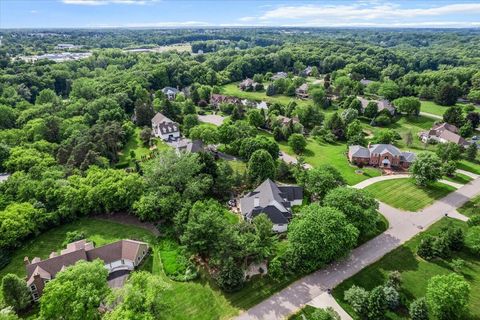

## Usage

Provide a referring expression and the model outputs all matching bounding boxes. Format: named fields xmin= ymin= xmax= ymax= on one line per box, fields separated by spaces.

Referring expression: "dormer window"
xmin=30 ymin=284 xmax=37 ymax=292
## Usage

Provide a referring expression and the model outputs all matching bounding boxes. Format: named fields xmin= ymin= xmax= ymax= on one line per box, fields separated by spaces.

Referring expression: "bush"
xmin=374 ymin=115 xmax=391 ymax=126
xmin=465 ymin=226 xmax=480 ymax=255
xmin=383 ymin=285 xmax=400 ymax=310
xmin=344 ymin=285 xmax=368 ymax=317
xmin=409 ymin=297 xmax=429 ymax=320
xmin=62 ymin=231 xmax=87 ymax=247
xmin=215 ymin=258 xmax=245 ymax=292
xmin=418 ymin=236 xmax=435 ymax=260
xmin=467 ymin=215 xmax=480 ymax=227
xmin=288 ymin=133 xmax=307 ymax=154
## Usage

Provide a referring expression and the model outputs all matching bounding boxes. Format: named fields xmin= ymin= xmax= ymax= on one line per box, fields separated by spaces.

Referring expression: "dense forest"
xmin=1 ymin=28 xmax=480 ymax=319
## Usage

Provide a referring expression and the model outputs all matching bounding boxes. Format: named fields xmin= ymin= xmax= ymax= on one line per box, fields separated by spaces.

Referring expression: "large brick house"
xmin=25 ymin=239 xmax=148 ymax=301
xmin=348 ymin=144 xmax=415 ymax=169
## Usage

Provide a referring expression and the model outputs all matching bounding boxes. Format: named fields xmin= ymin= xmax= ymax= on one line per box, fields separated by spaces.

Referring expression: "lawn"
xmin=458 ymin=159 xmax=480 ymax=175
xmin=333 ymin=218 xmax=480 ymax=320
xmin=277 ymin=137 xmax=381 ymax=185
xmin=117 ymin=127 xmax=170 ymax=168
xmin=420 ymin=100 xmax=449 ymax=117
xmin=0 ymin=218 xmax=156 ymax=281
xmin=442 ymin=172 xmax=473 ymax=185
xmin=364 ymin=178 xmax=455 ymax=211
xmin=458 ymin=195 xmax=480 ymax=218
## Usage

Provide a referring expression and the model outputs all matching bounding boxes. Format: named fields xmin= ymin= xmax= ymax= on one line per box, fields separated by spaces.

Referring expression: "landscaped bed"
xmin=333 ymin=218 xmax=480 ymax=320
xmin=364 ymin=178 xmax=455 ymax=211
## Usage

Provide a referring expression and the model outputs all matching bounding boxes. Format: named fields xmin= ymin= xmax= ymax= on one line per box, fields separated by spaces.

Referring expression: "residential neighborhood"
xmin=1 ymin=3 xmax=480 ymax=320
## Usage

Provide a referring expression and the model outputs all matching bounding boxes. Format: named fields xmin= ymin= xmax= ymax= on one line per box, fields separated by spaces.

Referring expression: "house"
xmin=176 ymin=139 xmax=204 ymax=153
xmin=239 ymin=78 xmax=261 ymax=91
xmin=271 ymin=71 xmax=288 ymax=81
xmin=348 ymin=144 xmax=415 ymax=169
xmin=240 ymin=179 xmax=303 ymax=233
xmin=277 ymin=115 xmax=300 ymax=126
xmin=360 ymin=78 xmax=374 ymax=86
xmin=357 ymin=96 xmax=396 ymax=116
xmin=241 ymin=99 xmax=268 ymax=110
xmin=210 ymin=94 xmax=241 ymax=108
xmin=151 ymin=112 xmax=180 ymax=141
xmin=161 ymin=87 xmax=180 ymax=101
xmin=295 ymin=83 xmax=309 ymax=99
xmin=419 ymin=123 xmax=469 ymax=147
xmin=25 ymin=239 xmax=148 ymax=301
xmin=301 ymin=66 xmax=313 ymax=77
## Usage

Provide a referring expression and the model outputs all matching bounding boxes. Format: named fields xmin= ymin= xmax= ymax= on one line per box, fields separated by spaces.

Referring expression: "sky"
xmin=1 ymin=0 xmax=480 ymax=29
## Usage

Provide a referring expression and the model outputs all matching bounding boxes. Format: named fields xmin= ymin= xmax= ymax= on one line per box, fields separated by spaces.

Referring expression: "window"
xmin=32 ymin=292 xmax=39 ymax=301
xmin=30 ymin=284 xmax=37 ymax=292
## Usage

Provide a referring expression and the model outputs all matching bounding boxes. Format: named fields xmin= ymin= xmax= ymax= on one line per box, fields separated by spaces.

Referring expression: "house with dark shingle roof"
xmin=419 ymin=123 xmax=469 ymax=147
xmin=295 ymin=83 xmax=309 ymax=99
xmin=348 ymin=144 xmax=415 ymax=169
xmin=240 ymin=179 xmax=303 ymax=233
xmin=357 ymin=96 xmax=396 ymax=116
xmin=25 ymin=239 xmax=148 ymax=301
xmin=271 ymin=71 xmax=288 ymax=81
xmin=151 ymin=112 xmax=180 ymax=141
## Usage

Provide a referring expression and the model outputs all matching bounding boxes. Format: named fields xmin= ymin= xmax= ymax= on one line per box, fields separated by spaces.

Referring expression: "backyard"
xmin=333 ymin=218 xmax=480 ymax=320
xmin=364 ymin=178 xmax=455 ymax=211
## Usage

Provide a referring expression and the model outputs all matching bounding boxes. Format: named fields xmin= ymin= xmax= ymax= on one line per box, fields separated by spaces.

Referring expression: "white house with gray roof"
xmin=240 ymin=179 xmax=303 ymax=233
xmin=151 ymin=112 xmax=180 ymax=141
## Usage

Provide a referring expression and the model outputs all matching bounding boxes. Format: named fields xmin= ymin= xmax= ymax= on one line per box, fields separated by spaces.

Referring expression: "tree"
xmin=288 ymin=205 xmax=358 ymax=271
xmin=436 ymin=142 xmax=462 ymax=162
xmin=183 ymin=114 xmax=199 ymax=136
xmin=443 ymin=106 xmax=465 ymax=128
xmin=294 ymin=104 xmax=324 ymax=129
xmin=435 ymin=83 xmax=461 ymax=106
xmin=418 ymin=236 xmax=435 ymax=260
xmin=409 ymin=297 xmax=429 ymax=320
xmin=443 ymin=161 xmax=457 ymax=177
xmin=0 ymin=106 xmax=16 ymax=130
xmin=189 ymin=124 xmax=219 ymax=145
xmin=309 ymin=308 xmax=341 ymax=320
xmin=344 ymin=285 xmax=369 ymax=317
xmin=139 ymin=127 xmax=152 ymax=146
xmin=459 ymin=123 xmax=473 ymax=138
xmin=0 ymin=143 xmax=10 ymax=172
xmin=325 ymin=112 xmax=346 ymax=140
xmin=341 ymin=108 xmax=359 ymax=124
xmin=466 ymin=112 xmax=480 ymax=129
xmin=301 ymin=165 xmax=345 ymax=201
xmin=323 ymin=187 xmax=379 ymax=238
xmin=346 ymin=120 xmax=365 ymax=146
xmin=383 ymin=285 xmax=400 ymax=310
xmin=465 ymin=226 xmax=480 ymax=254
xmin=0 ymin=307 xmax=21 ymax=320
xmin=247 ymin=149 xmax=276 ymax=184
xmin=215 ymin=258 xmax=245 ymax=292
xmin=371 ymin=129 xmax=400 ymax=144
xmin=104 ymin=272 xmax=167 ymax=320
xmin=393 ymin=97 xmax=421 ymax=116
xmin=311 ymin=88 xmax=327 ymax=108
xmin=40 ymin=260 xmax=110 ymax=320
xmin=1 ymin=274 xmax=31 ymax=312
xmin=239 ymin=136 xmax=279 ymax=160
xmin=266 ymin=84 xmax=275 ymax=96
xmin=288 ymin=134 xmax=307 ymax=154
xmin=467 ymin=143 xmax=478 ymax=161
xmin=366 ymin=286 xmax=388 ymax=320
xmin=410 ymin=152 xmax=443 ymax=186
xmin=36 ymin=88 xmax=59 ymax=105
xmin=247 ymin=109 xmax=264 ymax=128
xmin=378 ymin=81 xmax=400 ymax=101
xmin=364 ymin=101 xmax=378 ymax=119
xmin=425 ymin=273 xmax=470 ymax=320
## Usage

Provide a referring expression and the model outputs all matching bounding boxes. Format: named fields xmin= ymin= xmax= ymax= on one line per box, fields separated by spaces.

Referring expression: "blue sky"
xmin=1 ymin=0 xmax=480 ymax=29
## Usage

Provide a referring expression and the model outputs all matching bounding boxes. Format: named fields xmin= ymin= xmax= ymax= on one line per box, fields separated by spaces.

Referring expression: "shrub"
xmin=465 ymin=226 xmax=480 ymax=255
xmin=467 ymin=215 xmax=480 ymax=227
xmin=383 ymin=285 xmax=400 ymax=310
xmin=418 ymin=236 xmax=435 ymax=260
xmin=409 ymin=297 xmax=429 ymax=320
xmin=215 ymin=258 xmax=245 ymax=292
xmin=344 ymin=285 xmax=369 ymax=317
xmin=62 ymin=231 xmax=87 ymax=247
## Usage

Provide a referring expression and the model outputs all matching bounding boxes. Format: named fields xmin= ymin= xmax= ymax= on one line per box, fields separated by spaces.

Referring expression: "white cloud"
xmin=30 ymin=10 xmax=38 ymax=14
xmin=92 ymin=21 xmax=209 ymax=28
xmin=62 ymin=0 xmax=157 ymax=5
xmin=237 ymin=2 xmax=480 ymax=27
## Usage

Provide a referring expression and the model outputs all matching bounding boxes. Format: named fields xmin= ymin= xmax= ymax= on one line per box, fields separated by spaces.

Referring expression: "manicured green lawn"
xmin=458 ymin=159 xmax=480 ymax=175
xmin=277 ymin=137 xmax=381 ymax=185
xmin=420 ymin=100 xmax=449 ymax=116
xmin=333 ymin=218 xmax=480 ymax=320
xmin=0 ymin=218 xmax=156 ymax=281
xmin=117 ymin=127 xmax=170 ymax=168
xmin=364 ymin=178 xmax=455 ymax=211
xmin=289 ymin=306 xmax=323 ymax=320
xmin=226 ymin=159 xmax=247 ymax=174
xmin=442 ymin=172 xmax=473 ymax=185
xmin=458 ymin=195 xmax=480 ymax=218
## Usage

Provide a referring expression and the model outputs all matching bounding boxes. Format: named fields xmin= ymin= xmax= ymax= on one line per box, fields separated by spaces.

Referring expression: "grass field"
xmin=458 ymin=195 xmax=480 ymax=218
xmin=458 ymin=159 xmax=480 ymax=175
xmin=442 ymin=172 xmax=473 ymax=185
xmin=364 ymin=178 xmax=455 ymax=211
xmin=420 ymin=100 xmax=450 ymax=116
xmin=117 ymin=127 xmax=170 ymax=167
xmin=275 ymin=137 xmax=381 ymax=185
xmin=333 ymin=218 xmax=480 ymax=320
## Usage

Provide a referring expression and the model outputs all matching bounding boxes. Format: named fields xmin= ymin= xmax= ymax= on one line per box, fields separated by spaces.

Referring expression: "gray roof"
xmin=240 ymin=179 xmax=302 ymax=224
xmin=152 ymin=112 xmax=179 ymax=134
xmin=401 ymin=151 xmax=416 ymax=163
xmin=151 ymin=112 xmax=171 ymax=125
xmin=369 ymin=144 xmax=402 ymax=156
xmin=349 ymin=145 xmax=370 ymax=158
xmin=161 ymin=87 xmax=179 ymax=94
xmin=177 ymin=139 xmax=204 ymax=153
xmin=357 ymin=96 xmax=395 ymax=115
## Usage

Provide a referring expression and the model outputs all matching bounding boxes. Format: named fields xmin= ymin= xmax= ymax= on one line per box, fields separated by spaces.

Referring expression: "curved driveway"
xmin=235 ymin=175 xmax=480 ymax=320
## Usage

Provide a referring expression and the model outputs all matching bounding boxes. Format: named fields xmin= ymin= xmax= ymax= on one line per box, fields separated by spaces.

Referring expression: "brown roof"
xmin=26 ymin=249 xmax=88 ymax=282
xmin=433 ymin=122 xmax=459 ymax=133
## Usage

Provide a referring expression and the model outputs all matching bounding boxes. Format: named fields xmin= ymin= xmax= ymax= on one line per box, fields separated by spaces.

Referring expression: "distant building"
xmin=357 ymin=96 xmax=396 ymax=116
xmin=271 ymin=71 xmax=288 ymax=81
xmin=240 ymin=179 xmax=303 ymax=233
xmin=239 ymin=78 xmax=261 ymax=91
xmin=25 ymin=239 xmax=148 ymax=301
xmin=176 ymin=139 xmax=204 ymax=153
xmin=360 ymin=78 xmax=374 ymax=86
xmin=348 ymin=144 xmax=415 ymax=169
xmin=210 ymin=94 xmax=241 ymax=108
xmin=295 ymin=83 xmax=309 ymax=99
xmin=419 ymin=123 xmax=469 ymax=147
xmin=161 ymin=87 xmax=180 ymax=101
xmin=300 ymin=66 xmax=314 ymax=77
xmin=151 ymin=112 xmax=180 ymax=141
xmin=55 ymin=43 xmax=78 ymax=50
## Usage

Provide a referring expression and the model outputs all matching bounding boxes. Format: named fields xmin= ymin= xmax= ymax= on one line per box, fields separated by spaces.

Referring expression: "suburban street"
xmin=235 ymin=175 xmax=480 ymax=320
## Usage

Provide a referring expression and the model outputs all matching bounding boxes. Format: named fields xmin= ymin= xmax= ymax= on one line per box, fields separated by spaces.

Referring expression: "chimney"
xmin=24 ymin=257 xmax=30 ymax=266
xmin=254 ymin=197 xmax=260 ymax=207
xmin=368 ymin=142 xmax=371 ymax=149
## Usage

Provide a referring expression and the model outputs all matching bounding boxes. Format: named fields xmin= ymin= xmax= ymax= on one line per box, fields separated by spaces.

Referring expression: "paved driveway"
xmin=235 ymin=177 xmax=480 ymax=320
